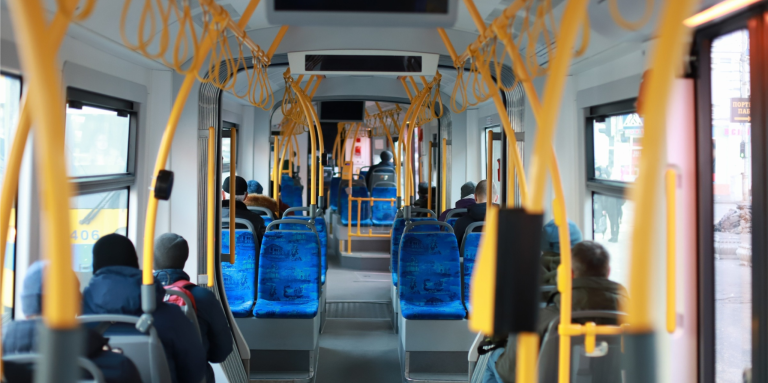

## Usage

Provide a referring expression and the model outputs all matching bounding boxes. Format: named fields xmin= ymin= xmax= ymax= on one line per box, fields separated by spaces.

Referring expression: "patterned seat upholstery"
xmin=447 ymin=217 xmax=459 ymax=228
xmin=398 ymin=232 xmax=466 ymax=320
xmin=279 ymin=217 xmax=327 ymax=284
xmin=329 ymin=177 xmax=341 ymax=212
xmin=340 ymin=186 xmax=372 ymax=226
xmin=390 ymin=217 xmax=438 ymax=285
xmin=262 ymin=216 xmax=273 ymax=228
xmin=280 ymin=175 xmax=303 ymax=208
xmin=253 ymin=231 xmax=321 ymax=318
xmin=221 ymin=229 xmax=258 ymax=317
xmin=371 ymin=187 xmax=397 ymax=226
xmin=462 ymin=232 xmax=482 ymax=313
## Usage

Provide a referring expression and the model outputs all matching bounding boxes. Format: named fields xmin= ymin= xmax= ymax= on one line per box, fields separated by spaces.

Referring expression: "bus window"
xmin=591 ymin=192 xmax=633 ymax=288
xmin=593 ymin=112 xmax=644 ymax=183
xmin=65 ymin=104 xmax=130 ymax=178
xmin=0 ymin=73 xmax=21 ymax=324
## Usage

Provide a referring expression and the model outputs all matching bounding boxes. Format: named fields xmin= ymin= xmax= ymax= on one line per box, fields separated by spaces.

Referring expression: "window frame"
xmin=65 ymin=87 xmax=138 ymax=194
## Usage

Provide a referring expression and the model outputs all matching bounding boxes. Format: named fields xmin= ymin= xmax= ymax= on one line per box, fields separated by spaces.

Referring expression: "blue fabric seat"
xmin=340 ymin=186 xmax=372 ymax=226
xmin=262 ymin=217 xmax=273 ymax=227
xmin=390 ymin=217 xmax=438 ymax=285
xmin=253 ymin=230 xmax=320 ymax=318
xmin=329 ymin=177 xmax=341 ymax=212
xmin=281 ymin=175 xmax=303 ymax=208
xmin=279 ymin=217 xmax=327 ymax=284
xmin=462 ymin=233 xmax=482 ymax=313
xmin=221 ymin=229 xmax=258 ymax=317
xmin=398 ymin=232 xmax=466 ymax=320
xmin=371 ymin=187 xmax=397 ymax=226
xmin=447 ymin=217 xmax=459 ymax=228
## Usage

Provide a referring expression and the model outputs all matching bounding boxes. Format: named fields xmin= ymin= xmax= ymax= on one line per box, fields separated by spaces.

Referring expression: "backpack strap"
xmin=165 ymin=280 xmax=198 ymax=311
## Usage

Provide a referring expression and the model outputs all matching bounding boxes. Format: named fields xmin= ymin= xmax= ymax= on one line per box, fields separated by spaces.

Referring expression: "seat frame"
xmin=3 ymin=353 xmax=107 ymax=383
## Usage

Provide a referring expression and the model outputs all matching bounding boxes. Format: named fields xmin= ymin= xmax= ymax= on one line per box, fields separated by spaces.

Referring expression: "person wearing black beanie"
xmin=92 ymin=233 xmax=140 ymax=273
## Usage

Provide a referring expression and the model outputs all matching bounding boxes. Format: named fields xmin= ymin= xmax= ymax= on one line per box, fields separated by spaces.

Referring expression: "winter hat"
xmin=223 ymin=176 xmax=248 ymax=196
xmin=380 ymin=151 xmax=393 ymax=162
xmin=92 ymin=234 xmax=139 ymax=273
xmin=541 ymin=219 xmax=583 ymax=253
xmin=154 ymin=233 xmax=189 ymax=270
xmin=247 ymin=180 xmax=264 ymax=195
xmin=460 ymin=182 xmax=476 ymax=198
xmin=21 ymin=261 xmax=46 ymax=317
xmin=417 ymin=182 xmax=429 ymax=195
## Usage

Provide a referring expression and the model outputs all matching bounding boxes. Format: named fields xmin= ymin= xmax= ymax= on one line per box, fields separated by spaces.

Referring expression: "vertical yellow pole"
xmin=428 ymin=141 xmax=433 ymax=213
xmin=516 ymin=332 xmax=540 ymax=383
xmin=486 ymin=130 xmax=493 ymax=209
xmin=207 ymin=127 xmax=215 ymax=286
xmin=229 ymin=128 xmax=237 ymax=264
xmin=441 ymin=138 xmax=447 ymax=213
xmin=666 ymin=169 xmax=677 ymax=333
xmin=273 ymin=136 xmax=280 ymax=214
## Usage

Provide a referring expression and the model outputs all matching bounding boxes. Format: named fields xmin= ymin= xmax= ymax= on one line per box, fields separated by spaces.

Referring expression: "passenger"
xmin=2 ymin=261 xmax=141 ymax=383
xmin=223 ymin=175 xmax=266 ymax=243
xmin=491 ymin=241 xmax=629 ymax=383
xmin=438 ymin=181 xmax=476 ymax=221
xmin=365 ymin=150 xmax=395 ymax=189
xmin=154 ymin=233 xmax=233 ymax=383
xmin=540 ymin=219 xmax=583 ymax=285
xmin=412 ymin=182 xmax=437 ymax=216
xmin=454 ymin=180 xmax=496 ymax=248
xmin=243 ymin=180 xmax=291 ymax=217
xmin=82 ymin=234 xmax=206 ymax=383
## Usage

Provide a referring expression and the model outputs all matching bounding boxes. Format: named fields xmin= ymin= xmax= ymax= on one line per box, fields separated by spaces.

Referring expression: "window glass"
xmin=592 ymin=112 xmax=643 ymax=182
xmin=70 ymin=189 xmax=129 ymax=280
xmin=711 ymin=29 xmax=751 ymax=382
xmin=0 ymin=74 xmax=20 ymax=323
xmin=222 ymin=136 xmax=231 ymax=180
xmin=482 ymin=126 xmax=501 ymax=203
xmin=591 ymin=193 xmax=634 ymax=288
xmin=65 ymin=105 xmax=130 ymax=177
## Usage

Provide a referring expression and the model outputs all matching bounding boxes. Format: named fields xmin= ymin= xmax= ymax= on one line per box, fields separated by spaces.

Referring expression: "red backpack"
xmin=163 ymin=280 xmax=198 ymax=313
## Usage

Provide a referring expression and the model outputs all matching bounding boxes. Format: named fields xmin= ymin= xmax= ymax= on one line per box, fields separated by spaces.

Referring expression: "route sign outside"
xmin=731 ymin=98 xmax=751 ymax=123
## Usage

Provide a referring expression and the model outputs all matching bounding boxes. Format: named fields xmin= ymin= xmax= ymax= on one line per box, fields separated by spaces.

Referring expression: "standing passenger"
xmin=82 ymin=234 xmax=206 ymax=383
xmin=454 ymin=180 xmax=495 ymax=248
xmin=154 ymin=233 xmax=233 ymax=383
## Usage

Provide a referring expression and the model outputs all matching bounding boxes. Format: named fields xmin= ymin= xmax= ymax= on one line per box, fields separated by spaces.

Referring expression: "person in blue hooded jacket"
xmin=82 ymin=234 xmax=206 ymax=383
xmin=540 ymin=219 xmax=583 ymax=285
xmin=154 ymin=232 xmax=233 ymax=383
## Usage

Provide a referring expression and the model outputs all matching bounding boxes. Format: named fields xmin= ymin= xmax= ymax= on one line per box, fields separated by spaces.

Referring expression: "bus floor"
xmin=315 ymin=250 xmax=401 ymax=383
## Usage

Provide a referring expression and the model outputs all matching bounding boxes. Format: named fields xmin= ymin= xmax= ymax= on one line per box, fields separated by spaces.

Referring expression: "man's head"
xmin=92 ymin=233 xmax=139 ymax=273
xmin=380 ymin=151 xmax=393 ymax=163
xmin=223 ymin=176 xmax=249 ymax=201
xmin=417 ymin=182 xmax=429 ymax=198
xmin=541 ymin=219 xmax=583 ymax=253
xmin=572 ymin=241 xmax=611 ymax=278
xmin=154 ymin=233 xmax=189 ymax=270
xmin=247 ymin=180 xmax=263 ymax=195
xmin=460 ymin=182 xmax=475 ymax=199
xmin=474 ymin=180 xmax=496 ymax=203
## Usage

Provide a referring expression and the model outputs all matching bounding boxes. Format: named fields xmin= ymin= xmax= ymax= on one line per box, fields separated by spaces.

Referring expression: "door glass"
xmin=591 ymin=193 xmax=633 ymax=287
xmin=482 ymin=126 xmax=501 ymax=203
xmin=592 ymin=112 xmax=644 ymax=183
xmin=711 ymin=29 xmax=751 ymax=382
xmin=0 ymin=74 xmax=20 ymax=323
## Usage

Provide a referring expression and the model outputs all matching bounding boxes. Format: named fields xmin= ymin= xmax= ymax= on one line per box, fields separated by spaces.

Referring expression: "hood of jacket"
xmin=540 ymin=219 xmax=583 ymax=253
xmin=466 ymin=202 xmax=487 ymax=220
xmin=82 ymin=266 xmax=164 ymax=316
xmin=455 ymin=198 xmax=477 ymax=209
xmin=552 ymin=277 xmax=629 ymax=312
xmin=153 ymin=269 xmax=190 ymax=286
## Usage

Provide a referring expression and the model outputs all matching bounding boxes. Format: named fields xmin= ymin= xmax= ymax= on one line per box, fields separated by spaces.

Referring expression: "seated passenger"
xmin=540 ymin=219 xmax=583 ymax=285
xmin=365 ymin=150 xmax=395 ymax=189
xmin=3 ymin=261 xmax=141 ymax=383
xmin=223 ymin=176 xmax=266 ymax=244
xmin=438 ymin=181 xmax=476 ymax=221
xmin=413 ymin=183 xmax=436 ymax=216
xmin=154 ymin=233 xmax=233 ymax=383
xmin=490 ymin=241 xmax=630 ymax=383
xmin=454 ymin=180 xmax=495 ymax=248
xmin=82 ymin=234 xmax=206 ymax=383
xmin=244 ymin=180 xmax=292 ymax=217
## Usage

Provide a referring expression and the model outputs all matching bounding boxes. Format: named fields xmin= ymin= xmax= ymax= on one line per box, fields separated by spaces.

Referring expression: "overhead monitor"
xmin=267 ymin=0 xmax=458 ymax=27
xmin=319 ymin=101 xmax=365 ymax=122
xmin=288 ymin=50 xmax=439 ymax=76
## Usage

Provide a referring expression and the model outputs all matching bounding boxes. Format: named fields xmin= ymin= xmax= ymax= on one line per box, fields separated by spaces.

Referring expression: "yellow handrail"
xmin=666 ymin=168 xmax=677 ymax=333
xmin=428 ymin=141 xmax=433 ymax=213
xmin=207 ymin=127 xmax=216 ymax=285
xmin=272 ymin=135 xmax=281 ymax=215
xmin=228 ymin=127 xmax=237 ymax=264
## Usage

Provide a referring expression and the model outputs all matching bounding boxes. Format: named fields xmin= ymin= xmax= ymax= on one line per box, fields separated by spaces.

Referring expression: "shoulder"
xmin=188 ymin=285 xmax=218 ymax=306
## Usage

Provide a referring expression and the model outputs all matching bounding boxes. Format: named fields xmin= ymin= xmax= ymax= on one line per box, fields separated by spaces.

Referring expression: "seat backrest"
xmin=445 ymin=208 xmax=468 ymax=227
xmin=460 ymin=221 xmax=484 ymax=310
xmin=257 ymin=230 xmax=321 ymax=305
xmin=3 ymin=354 xmax=107 ymax=383
xmin=280 ymin=175 xmax=303 ymax=208
xmin=371 ymin=184 xmax=397 ymax=225
xmin=274 ymin=217 xmax=327 ymax=283
xmin=330 ymin=177 xmax=342 ymax=211
xmin=221 ymin=218 xmax=258 ymax=317
xmin=398 ymin=231 xmax=462 ymax=308
xmin=78 ymin=315 xmax=173 ymax=383
xmin=369 ymin=167 xmax=396 ymax=190
xmin=340 ymin=185 xmax=372 ymax=224
xmin=390 ymin=217 xmax=438 ymax=284
xmin=538 ymin=311 xmax=628 ymax=383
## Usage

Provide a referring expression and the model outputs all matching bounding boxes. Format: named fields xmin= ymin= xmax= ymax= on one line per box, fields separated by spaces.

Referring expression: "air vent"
xmin=288 ymin=50 xmax=439 ymax=76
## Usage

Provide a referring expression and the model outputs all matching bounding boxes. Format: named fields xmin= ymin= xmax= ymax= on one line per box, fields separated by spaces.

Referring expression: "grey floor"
xmin=315 ymin=250 xmax=401 ymax=383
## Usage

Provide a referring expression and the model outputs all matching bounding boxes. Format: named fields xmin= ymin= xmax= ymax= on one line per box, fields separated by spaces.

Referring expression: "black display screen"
xmin=274 ymin=0 xmax=449 ymax=13
xmin=305 ymin=55 xmax=422 ymax=73
xmin=320 ymin=101 xmax=365 ymax=122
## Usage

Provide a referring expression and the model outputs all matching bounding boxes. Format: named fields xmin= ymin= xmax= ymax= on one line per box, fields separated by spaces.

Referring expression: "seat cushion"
xmin=253 ymin=300 xmax=318 ymax=318
xmin=221 ymin=229 xmax=258 ymax=317
xmin=399 ymin=232 xmax=465 ymax=320
xmin=371 ymin=187 xmax=397 ymax=226
xmin=462 ymin=232 xmax=482 ymax=312
xmin=390 ymin=217 xmax=438 ymax=285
